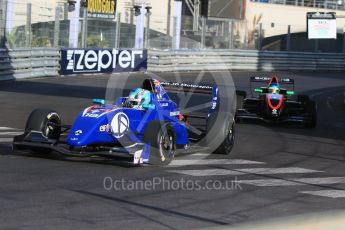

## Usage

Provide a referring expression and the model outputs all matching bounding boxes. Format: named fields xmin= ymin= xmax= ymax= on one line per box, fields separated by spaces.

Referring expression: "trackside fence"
xmin=1 ymin=48 xmax=345 ymax=81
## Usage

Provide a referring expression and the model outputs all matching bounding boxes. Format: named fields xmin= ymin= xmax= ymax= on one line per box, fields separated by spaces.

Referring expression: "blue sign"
xmin=60 ymin=48 xmax=148 ymax=75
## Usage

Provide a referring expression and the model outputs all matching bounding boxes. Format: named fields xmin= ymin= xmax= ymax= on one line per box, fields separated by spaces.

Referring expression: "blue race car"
xmin=13 ymin=79 xmax=236 ymax=165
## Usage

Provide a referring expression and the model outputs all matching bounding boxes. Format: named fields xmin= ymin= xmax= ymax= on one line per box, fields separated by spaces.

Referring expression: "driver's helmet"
xmin=127 ymin=88 xmax=151 ymax=109
xmin=268 ymin=83 xmax=280 ymax=94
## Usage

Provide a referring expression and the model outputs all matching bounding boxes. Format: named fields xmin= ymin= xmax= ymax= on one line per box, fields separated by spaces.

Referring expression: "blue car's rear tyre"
xmin=207 ymin=112 xmax=235 ymax=155
xmin=235 ymin=90 xmax=246 ymax=123
xmin=215 ymin=120 xmax=235 ymax=155
xmin=144 ymin=121 xmax=176 ymax=166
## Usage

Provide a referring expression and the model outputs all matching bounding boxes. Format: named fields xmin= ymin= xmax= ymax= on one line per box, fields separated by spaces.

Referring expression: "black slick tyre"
xmin=144 ymin=121 xmax=176 ymax=166
xmin=25 ymin=109 xmax=61 ymax=154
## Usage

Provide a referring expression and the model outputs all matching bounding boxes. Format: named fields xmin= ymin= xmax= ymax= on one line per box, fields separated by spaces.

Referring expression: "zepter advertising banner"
xmin=59 ymin=49 xmax=148 ymax=75
xmin=87 ymin=0 xmax=116 ymax=19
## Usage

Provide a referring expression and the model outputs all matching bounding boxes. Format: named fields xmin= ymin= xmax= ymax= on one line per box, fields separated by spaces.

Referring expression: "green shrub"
xmin=31 ymin=37 xmax=52 ymax=47
xmin=86 ymin=35 xmax=109 ymax=48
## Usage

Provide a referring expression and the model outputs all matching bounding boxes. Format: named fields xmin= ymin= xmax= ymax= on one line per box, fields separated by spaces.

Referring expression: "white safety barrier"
xmin=148 ymin=49 xmax=345 ymax=72
xmin=1 ymin=48 xmax=345 ymax=82
xmin=0 ymin=48 xmax=59 ymax=81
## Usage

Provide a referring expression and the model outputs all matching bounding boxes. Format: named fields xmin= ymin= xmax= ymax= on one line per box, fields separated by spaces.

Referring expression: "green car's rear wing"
xmin=250 ymin=76 xmax=295 ymax=96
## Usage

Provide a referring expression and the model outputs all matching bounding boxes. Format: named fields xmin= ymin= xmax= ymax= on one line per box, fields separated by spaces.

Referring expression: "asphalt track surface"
xmin=0 ymin=71 xmax=344 ymax=229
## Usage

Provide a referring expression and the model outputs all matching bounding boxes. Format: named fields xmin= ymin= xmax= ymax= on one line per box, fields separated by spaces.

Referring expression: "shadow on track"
xmin=71 ymin=189 xmax=229 ymax=226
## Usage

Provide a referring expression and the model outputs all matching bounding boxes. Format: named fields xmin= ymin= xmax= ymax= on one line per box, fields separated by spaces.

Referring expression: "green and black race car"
xmin=236 ymin=75 xmax=317 ymax=128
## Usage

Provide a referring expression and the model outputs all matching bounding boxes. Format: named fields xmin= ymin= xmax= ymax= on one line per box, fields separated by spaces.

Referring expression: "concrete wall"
xmin=117 ymin=0 xmax=174 ymax=35
xmin=246 ymin=0 xmax=345 ymax=38
xmin=6 ymin=0 xmax=174 ymax=36
xmin=5 ymin=0 xmax=63 ymax=32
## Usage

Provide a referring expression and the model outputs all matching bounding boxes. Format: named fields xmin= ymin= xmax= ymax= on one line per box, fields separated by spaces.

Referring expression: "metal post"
xmin=81 ymin=6 xmax=87 ymax=48
xmin=342 ymin=32 xmax=345 ymax=53
xmin=64 ymin=3 xmax=68 ymax=20
xmin=244 ymin=23 xmax=248 ymax=49
xmin=130 ymin=0 xmax=135 ymax=25
xmin=68 ymin=0 xmax=80 ymax=48
xmin=258 ymin=23 xmax=262 ymax=50
xmin=144 ymin=11 xmax=151 ymax=49
xmin=314 ymin=39 xmax=318 ymax=52
xmin=134 ymin=4 xmax=145 ymax=49
xmin=174 ymin=0 xmax=182 ymax=50
xmin=5 ymin=0 xmax=14 ymax=34
xmin=229 ymin=20 xmax=233 ymax=49
xmin=221 ymin=22 xmax=225 ymax=37
xmin=201 ymin=16 xmax=206 ymax=49
xmin=167 ymin=0 xmax=171 ymax=36
xmin=53 ymin=7 xmax=60 ymax=47
xmin=0 ymin=0 xmax=5 ymax=48
xmin=193 ymin=0 xmax=200 ymax=31
xmin=172 ymin=16 xmax=177 ymax=50
xmin=115 ymin=13 xmax=121 ymax=48
xmin=25 ymin=3 xmax=32 ymax=48
xmin=286 ymin=25 xmax=291 ymax=51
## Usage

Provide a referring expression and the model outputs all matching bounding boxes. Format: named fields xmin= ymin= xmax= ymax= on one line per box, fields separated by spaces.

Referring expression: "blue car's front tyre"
xmin=144 ymin=121 xmax=176 ymax=166
xmin=25 ymin=109 xmax=61 ymax=154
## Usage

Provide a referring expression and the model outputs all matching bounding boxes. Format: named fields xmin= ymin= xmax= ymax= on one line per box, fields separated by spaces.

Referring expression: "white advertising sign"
xmin=308 ymin=18 xmax=336 ymax=39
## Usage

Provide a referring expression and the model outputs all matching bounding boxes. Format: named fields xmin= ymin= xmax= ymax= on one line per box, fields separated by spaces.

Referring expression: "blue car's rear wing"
xmin=160 ymin=82 xmax=218 ymax=119
xmin=160 ymin=82 xmax=216 ymax=95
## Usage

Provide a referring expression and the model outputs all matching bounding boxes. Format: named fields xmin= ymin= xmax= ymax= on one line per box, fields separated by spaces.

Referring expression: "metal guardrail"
xmin=1 ymin=48 xmax=345 ymax=82
xmin=148 ymin=49 xmax=345 ymax=72
xmin=0 ymin=48 xmax=59 ymax=81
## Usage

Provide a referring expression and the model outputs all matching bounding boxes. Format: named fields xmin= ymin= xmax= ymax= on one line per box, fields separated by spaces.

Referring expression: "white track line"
xmin=0 ymin=138 xmax=13 ymax=143
xmin=168 ymin=167 xmax=322 ymax=176
xmin=300 ymin=190 xmax=345 ymax=198
xmin=168 ymin=159 xmax=265 ymax=167
xmin=238 ymin=177 xmax=345 ymax=187
xmin=0 ymin=132 xmax=23 ymax=136
xmin=0 ymin=127 xmax=16 ymax=131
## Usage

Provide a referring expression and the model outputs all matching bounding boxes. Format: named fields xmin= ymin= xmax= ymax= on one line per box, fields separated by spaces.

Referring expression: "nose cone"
xmin=67 ymin=110 xmax=116 ymax=147
xmin=269 ymin=95 xmax=281 ymax=106
xmin=267 ymin=94 xmax=283 ymax=111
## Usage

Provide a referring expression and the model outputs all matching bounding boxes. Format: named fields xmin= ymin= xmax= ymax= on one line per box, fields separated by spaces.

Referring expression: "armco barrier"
xmin=0 ymin=48 xmax=59 ymax=81
xmin=1 ymin=48 xmax=345 ymax=81
xmin=148 ymin=49 xmax=345 ymax=72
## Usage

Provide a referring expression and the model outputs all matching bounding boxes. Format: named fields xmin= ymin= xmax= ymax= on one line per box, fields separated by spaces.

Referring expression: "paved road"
xmin=0 ymin=72 xmax=344 ymax=229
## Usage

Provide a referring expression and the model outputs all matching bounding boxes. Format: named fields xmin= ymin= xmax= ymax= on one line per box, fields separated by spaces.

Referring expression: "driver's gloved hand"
xmin=123 ymin=100 xmax=133 ymax=108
